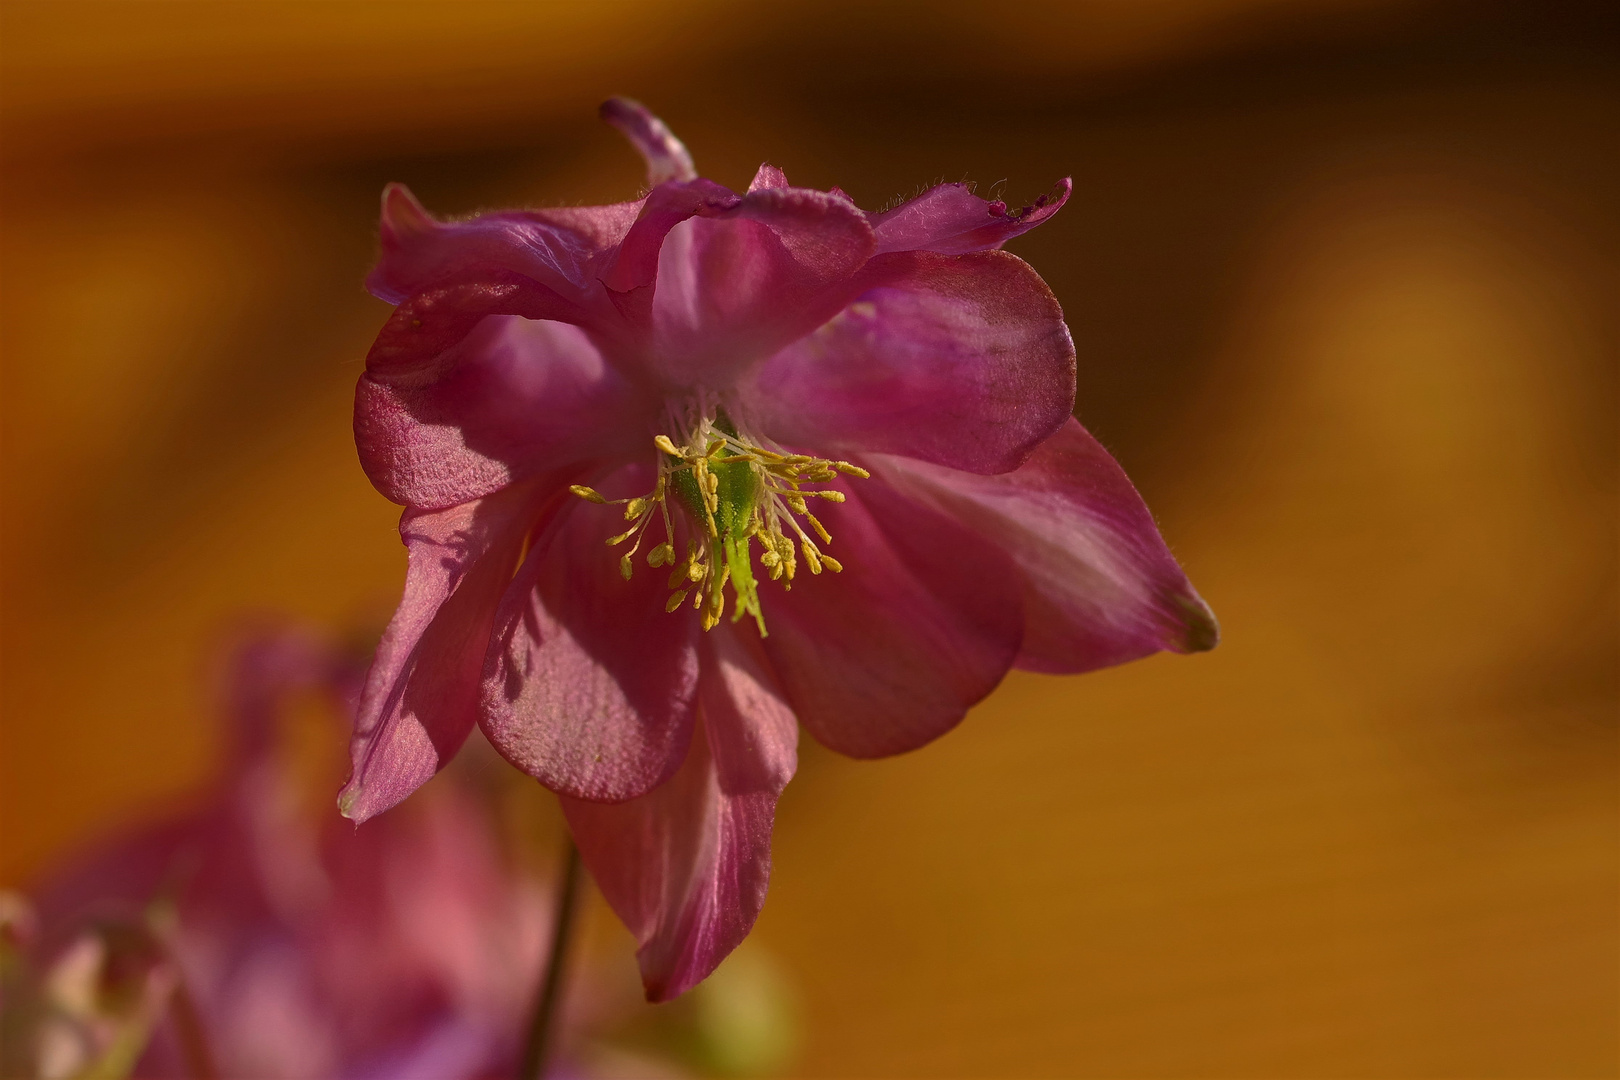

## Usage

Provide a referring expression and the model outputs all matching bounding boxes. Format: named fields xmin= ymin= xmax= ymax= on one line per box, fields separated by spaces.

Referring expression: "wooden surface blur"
xmin=2 ymin=2 xmax=1615 ymax=1076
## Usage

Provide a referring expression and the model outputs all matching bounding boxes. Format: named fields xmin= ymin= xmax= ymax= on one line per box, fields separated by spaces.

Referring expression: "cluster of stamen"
xmin=569 ymin=414 xmax=868 ymax=635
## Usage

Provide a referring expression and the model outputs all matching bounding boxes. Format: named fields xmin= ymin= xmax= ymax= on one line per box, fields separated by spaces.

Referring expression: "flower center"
xmin=569 ymin=409 xmax=867 ymax=635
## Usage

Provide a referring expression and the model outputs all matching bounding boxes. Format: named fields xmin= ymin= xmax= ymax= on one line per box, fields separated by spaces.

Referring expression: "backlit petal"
xmin=880 ymin=418 xmax=1219 ymax=673
xmin=701 ymin=626 xmax=798 ymax=796
xmin=746 ymin=164 xmax=790 ymax=192
xmin=340 ymin=481 xmax=544 ymax=823
xmin=869 ymin=178 xmax=1071 ymax=254
xmin=561 ymin=717 xmax=775 ymax=1002
xmin=480 ymin=470 xmax=700 ymax=802
xmin=367 ymin=182 xmax=638 ymax=306
xmin=357 ymin=314 xmax=651 ymax=510
xmin=599 ymin=179 xmax=742 ymax=297
xmin=647 ymin=186 xmax=875 ymax=386
xmin=760 ymin=472 xmax=1022 ymax=758
xmin=744 ymin=249 xmax=1074 ymax=474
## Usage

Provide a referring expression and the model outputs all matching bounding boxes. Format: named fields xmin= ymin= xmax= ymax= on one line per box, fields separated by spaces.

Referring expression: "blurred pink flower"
xmin=344 ymin=99 xmax=1217 ymax=1000
xmin=7 ymin=624 xmax=566 ymax=1079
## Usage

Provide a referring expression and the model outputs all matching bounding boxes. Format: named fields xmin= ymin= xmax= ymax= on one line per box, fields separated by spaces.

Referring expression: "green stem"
xmin=168 ymin=976 xmax=219 ymax=1080
xmin=519 ymin=833 xmax=582 ymax=1080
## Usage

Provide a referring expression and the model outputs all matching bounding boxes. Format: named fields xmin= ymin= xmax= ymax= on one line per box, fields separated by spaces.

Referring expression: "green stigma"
xmin=670 ymin=444 xmax=767 ymax=635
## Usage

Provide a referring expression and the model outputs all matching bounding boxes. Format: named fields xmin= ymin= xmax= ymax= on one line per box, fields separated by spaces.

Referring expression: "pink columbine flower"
xmin=343 ymin=99 xmax=1217 ymax=1002
xmin=7 ymin=624 xmax=566 ymax=1079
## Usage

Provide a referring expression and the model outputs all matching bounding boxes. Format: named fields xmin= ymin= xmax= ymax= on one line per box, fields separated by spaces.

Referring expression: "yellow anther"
xmin=606 ymin=526 xmax=638 ymax=546
xmin=776 ymin=535 xmax=798 ymax=582
xmin=701 ymin=582 xmax=727 ymax=629
xmin=598 ymin=412 xmax=865 ymax=633
xmin=692 ymin=459 xmax=720 ymax=517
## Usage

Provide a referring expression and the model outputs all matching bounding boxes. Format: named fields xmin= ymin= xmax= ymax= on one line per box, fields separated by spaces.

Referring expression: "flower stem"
xmin=169 ymin=976 xmax=220 ymax=1080
xmin=520 ymin=832 xmax=582 ymax=1080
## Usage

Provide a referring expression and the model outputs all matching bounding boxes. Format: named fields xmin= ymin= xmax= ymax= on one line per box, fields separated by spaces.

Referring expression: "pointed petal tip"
xmin=1172 ymin=589 xmax=1220 ymax=653
xmin=336 ymin=773 xmax=403 ymax=825
xmin=747 ymin=162 xmax=790 ymax=193
xmin=336 ymin=755 xmax=428 ymax=825
xmin=1043 ymin=177 xmax=1074 ymax=214
xmin=636 ymin=940 xmax=737 ymax=1003
xmin=599 ymin=97 xmax=697 ymax=186
xmin=1007 ymin=175 xmax=1071 ymax=224
xmin=337 ymin=775 xmax=420 ymax=826
xmin=336 ymin=782 xmax=367 ymax=824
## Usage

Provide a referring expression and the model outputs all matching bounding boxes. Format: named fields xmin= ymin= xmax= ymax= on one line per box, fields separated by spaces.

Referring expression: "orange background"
xmin=2 ymin=2 xmax=1616 ymax=1075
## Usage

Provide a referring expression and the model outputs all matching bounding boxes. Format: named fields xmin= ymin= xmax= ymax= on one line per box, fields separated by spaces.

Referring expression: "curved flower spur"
xmin=343 ymin=98 xmax=1218 ymax=1001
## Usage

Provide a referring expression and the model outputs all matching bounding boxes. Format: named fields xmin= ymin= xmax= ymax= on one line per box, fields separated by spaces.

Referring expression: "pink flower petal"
xmin=747 ymin=164 xmax=789 ymax=192
xmin=743 ymin=249 xmax=1075 ymax=475
xmin=759 ymin=473 xmax=1023 ymax=758
xmin=367 ymin=182 xmax=640 ymax=307
xmin=598 ymin=178 xmax=742 ymax=297
xmin=339 ymin=482 xmax=544 ymax=824
xmin=480 ymin=471 xmax=700 ymax=801
xmin=561 ymin=714 xmax=776 ymax=1003
xmin=365 ymin=271 xmax=594 ymax=384
xmin=700 ymin=625 xmax=798 ymax=795
xmin=881 ymin=417 xmax=1219 ymax=673
xmin=599 ymin=97 xmax=698 ymax=185
xmin=357 ymin=313 xmax=652 ymax=510
xmin=870 ymin=178 xmax=1071 ymax=254
xmin=646 ymin=185 xmax=876 ymax=387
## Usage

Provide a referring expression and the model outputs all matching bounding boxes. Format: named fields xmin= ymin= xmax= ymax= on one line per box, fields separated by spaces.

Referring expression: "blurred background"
xmin=2 ymin=0 xmax=1615 ymax=1075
